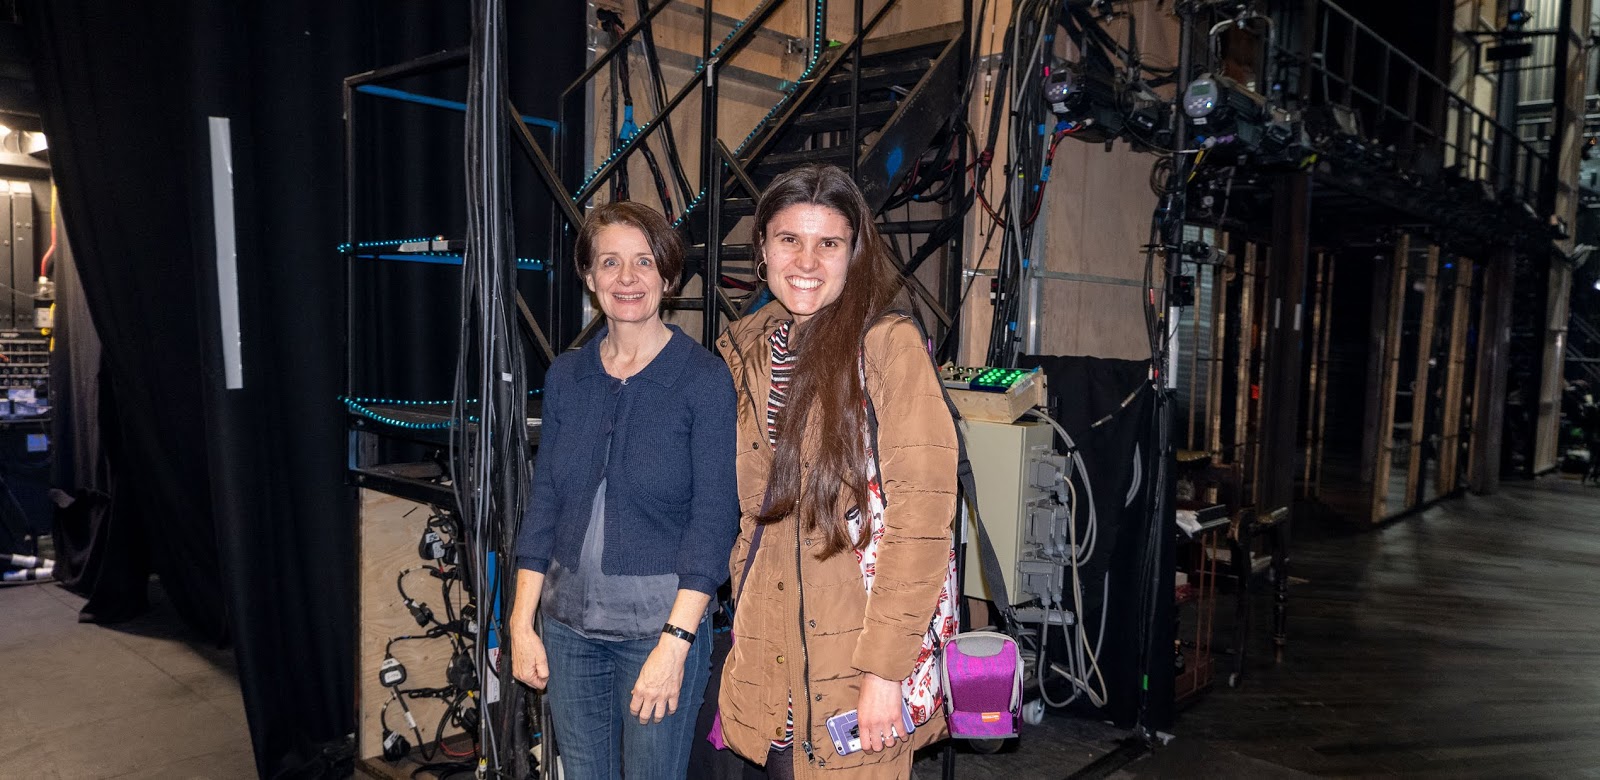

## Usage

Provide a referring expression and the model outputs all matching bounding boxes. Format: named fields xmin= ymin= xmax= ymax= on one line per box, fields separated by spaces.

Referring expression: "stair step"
xmin=789 ymin=100 xmax=899 ymax=133
xmin=758 ymin=145 xmax=853 ymax=171
xmin=817 ymin=58 xmax=931 ymax=95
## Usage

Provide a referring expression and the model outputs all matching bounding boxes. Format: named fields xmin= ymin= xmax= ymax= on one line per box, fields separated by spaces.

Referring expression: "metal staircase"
xmin=1568 ymin=310 xmax=1600 ymax=387
xmin=682 ymin=22 xmax=966 ymax=321
xmin=561 ymin=0 xmax=970 ymax=348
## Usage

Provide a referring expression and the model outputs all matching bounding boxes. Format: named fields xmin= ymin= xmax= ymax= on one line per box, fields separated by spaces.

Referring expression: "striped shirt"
xmin=766 ymin=320 xmax=796 ymax=750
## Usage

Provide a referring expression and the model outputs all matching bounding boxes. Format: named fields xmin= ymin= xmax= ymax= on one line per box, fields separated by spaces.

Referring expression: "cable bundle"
xmin=453 ymin=0 xmax=532 ymax=773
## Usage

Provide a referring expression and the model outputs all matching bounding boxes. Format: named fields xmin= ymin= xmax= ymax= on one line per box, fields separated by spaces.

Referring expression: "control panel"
xmin=940 ymin=365 xmax=1045 ymax=423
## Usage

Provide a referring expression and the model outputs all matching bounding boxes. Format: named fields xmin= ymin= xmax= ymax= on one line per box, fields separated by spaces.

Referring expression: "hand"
xmin=510 ymin=623 xmax=549 ymax=690
xmin=856 ymin=673 xmax=905 ymax=754
xmin=630 ymin=638 xmax=690 ymax=724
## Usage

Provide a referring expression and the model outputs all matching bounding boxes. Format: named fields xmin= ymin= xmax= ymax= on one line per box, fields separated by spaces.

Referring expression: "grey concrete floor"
xmin=0 ymin=580 xmax=256 ymax=779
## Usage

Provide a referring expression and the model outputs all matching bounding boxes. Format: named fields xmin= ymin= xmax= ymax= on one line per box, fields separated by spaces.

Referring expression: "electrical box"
xmin=961 ymin=419 xmax=1056 ymax=604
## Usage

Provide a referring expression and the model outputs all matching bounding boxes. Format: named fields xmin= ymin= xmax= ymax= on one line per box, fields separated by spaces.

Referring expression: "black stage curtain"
xmin=24 ymin=2 xmax=582 ymax=776
xmin=1018 ymin=355 xmax=1171 ymax=731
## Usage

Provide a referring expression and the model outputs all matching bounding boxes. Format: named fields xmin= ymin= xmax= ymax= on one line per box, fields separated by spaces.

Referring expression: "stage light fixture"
xmin=1042 ymin=62 xmax=1125 ymax=143
xmin=1183 ymin=76 xmax=1219 ymax=120
xmin=1183 ymin=73 xmax=1265 ymax=134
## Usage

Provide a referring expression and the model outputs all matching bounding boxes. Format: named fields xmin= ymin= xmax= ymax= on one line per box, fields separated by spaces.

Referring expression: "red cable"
xmin=970 ymin=161 xmax=1006 ymax=228
xmin=439 ymin=737 xmax=476 ymax=758
xmin=1022 ymin=131 xmax=1072 ymax=227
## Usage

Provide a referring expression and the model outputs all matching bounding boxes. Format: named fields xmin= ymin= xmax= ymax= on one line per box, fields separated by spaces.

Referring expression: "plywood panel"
xmin=358 ymin=490 xmax=465 ymax=762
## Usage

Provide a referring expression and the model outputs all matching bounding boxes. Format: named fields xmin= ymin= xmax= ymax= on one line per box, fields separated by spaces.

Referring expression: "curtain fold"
xmin=24 ymin=2 xmax=583 ymax=775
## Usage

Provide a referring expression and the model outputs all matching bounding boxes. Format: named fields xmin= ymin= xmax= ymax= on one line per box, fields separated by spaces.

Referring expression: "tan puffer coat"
xmin=714 ymin=302 xmax=957 ymax=778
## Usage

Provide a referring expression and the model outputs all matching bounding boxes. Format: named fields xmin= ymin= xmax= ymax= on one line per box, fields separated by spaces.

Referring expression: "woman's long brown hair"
xmin=754 ymin=164 xmax=905 ymax=558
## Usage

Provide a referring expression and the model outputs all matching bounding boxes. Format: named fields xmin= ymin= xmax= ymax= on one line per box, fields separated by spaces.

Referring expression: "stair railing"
xmin=546 ymin=0 xmax=913 ymax=345
xmin=1275 ymin=0 xmax=1551 ymax=211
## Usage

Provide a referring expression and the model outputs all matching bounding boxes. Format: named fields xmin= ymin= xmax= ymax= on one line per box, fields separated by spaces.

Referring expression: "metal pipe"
xmin=560 ymin=0 xmax=677 ymax=102
xmin=1494 ymin=0 xmax=1528 ymax=195
xmin=849 ymin=0 xmax=863 ymax=179
xmin=635 ymin=0 xmax=696 ymax=205
xmin=508 ymin=99 xmax=587 ymax=230
xmin=703 ymin=0 xmax=723 ymax=346
xmin=571 ymin=0 xmax=787 ymax=206
xmin=1545 ymin=0 xmax=1575 ymax=215
xmin=353 ymin=85 xmax=559 ymax=130
xmin=717 ymin=140 xmax=762 ymax=199
xmin=345 ymin=47 xmax=468 ymax=87
xmin=343 ymin=82 xmax=356 ymax=406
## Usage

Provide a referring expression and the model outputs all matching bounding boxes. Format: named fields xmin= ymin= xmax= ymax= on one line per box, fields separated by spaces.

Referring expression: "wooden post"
xmin=1235 ymin=243 xmax=1257 ymax=481
xmin=1303 ymin=251 xmax=1327 ymax=491
xmin=1208 ymin=239 xmax=1232 ymax=463
xmin=1311 ymin=255 xmax=1336 ymax=497
xmin=1370 ymin=233 xmax=1411 ymax=523
xmin=1469 ymin=250 xmax=1515 ymax=494
xmin=1438 ymin=257 xmax=1474 ymax=495
xmin=1404 ymin=245 xmax=1440 ymax=508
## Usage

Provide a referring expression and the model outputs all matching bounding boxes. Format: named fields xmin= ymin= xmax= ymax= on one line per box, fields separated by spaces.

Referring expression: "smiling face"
xmin=761 ymin=203 xmax=854 ymax=325
xmin=584 ymin=223 xmax=669 ymax=326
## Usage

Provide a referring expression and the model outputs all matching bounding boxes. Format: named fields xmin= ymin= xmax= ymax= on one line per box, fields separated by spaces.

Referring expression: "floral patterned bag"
xmin=856 ymin=353 xmax=961 ymax=727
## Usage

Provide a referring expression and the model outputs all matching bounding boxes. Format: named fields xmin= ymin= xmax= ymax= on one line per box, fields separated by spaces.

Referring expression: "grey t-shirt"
xmin=541 ymin=429 xmax=680 ymax=640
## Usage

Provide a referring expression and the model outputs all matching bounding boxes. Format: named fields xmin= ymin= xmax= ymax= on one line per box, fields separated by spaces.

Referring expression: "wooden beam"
xmin=1371 ymin=233 xmax=1411 ymax=523
xmin=1207 ymin=239 xmax=1231 ymax=463
xmin=1234 ymin=243 xmax=1256 ymax=478
xmin=1311 ymin=255 xmax=1336 ymax=498
xmin=1405 ymin=245 xmax=1440 ymax=508
xmin=1303 ymin=251 xmax=1327 ymax=491
xmin=1469 ymin=250 xmax=1515 ymax=494
xmin=1438 ymin=257 xmax=1474 ymax=496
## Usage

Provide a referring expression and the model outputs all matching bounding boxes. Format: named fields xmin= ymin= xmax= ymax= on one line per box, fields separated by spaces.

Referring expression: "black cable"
xmin=458 ymin=0 xmax=530 ymax=771
xmin=411 ymin=762 xmax=476 ymax=780
xmin=632 ymin=0 xmax=696 ymax=207
xmin=602 ymin=14 xmax=677 ymax=214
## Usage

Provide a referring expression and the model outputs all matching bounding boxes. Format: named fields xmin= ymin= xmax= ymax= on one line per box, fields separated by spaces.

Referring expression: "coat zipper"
xmin=794 ymin=515 xmax=817 ymax=764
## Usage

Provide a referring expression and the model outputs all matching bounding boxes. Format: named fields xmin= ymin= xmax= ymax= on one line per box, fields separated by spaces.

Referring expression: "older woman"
xmin=714 ymin=165 xmax=960 ymax=779
xmin=509 ymin=201 xmax=739 ymax=780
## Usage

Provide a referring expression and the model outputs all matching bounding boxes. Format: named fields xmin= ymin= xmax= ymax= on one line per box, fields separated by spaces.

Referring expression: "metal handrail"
xmin=559 ymin=0 xmax=678 ymax=103
xmin=567 ymin=0 xmax=794 ymax=206
xmin=1280 ymin=0 xmax=1552 ymax=208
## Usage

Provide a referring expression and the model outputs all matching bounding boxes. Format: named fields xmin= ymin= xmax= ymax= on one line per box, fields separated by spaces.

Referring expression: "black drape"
xmin=26 ymin=2 xmax=226 ymax=640
xmin=25 ymin=2 xmax=581 ymax=776
xmin=1018 ymin=355 xmax=1170 ymax=730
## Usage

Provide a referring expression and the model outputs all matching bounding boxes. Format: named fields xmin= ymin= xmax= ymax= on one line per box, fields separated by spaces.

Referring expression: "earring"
xmin=756 ymin=258 xmax=767 ymax=282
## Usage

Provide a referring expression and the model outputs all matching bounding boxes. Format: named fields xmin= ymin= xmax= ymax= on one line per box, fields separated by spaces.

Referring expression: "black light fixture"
xmin=1042 ymin=61 xmax=1125 ymax=143
xmin=1183 ymin=72 xmax=1268 ymax=149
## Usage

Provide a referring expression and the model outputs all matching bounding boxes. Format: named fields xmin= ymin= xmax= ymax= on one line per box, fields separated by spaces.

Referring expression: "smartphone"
xmin=825 ymin=701 xmax=916 ymax=756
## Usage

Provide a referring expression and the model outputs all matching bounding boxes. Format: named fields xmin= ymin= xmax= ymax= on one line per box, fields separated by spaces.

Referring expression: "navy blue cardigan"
xmin=514 ymin=325 xmax=739 ymax=596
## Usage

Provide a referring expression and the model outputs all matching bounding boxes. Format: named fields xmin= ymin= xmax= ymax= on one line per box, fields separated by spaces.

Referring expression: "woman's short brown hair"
xmin=574 ymin=200 xmax=685 ymax=296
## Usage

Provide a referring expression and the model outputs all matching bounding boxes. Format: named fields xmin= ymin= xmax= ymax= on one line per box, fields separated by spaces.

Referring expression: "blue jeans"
xmin=544 ymin=614 xmax=712 ymax=780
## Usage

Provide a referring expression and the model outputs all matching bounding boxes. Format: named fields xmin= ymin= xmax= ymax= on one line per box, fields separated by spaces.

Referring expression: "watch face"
xmin=1184 ymin=79 xmax=1217 ymax=118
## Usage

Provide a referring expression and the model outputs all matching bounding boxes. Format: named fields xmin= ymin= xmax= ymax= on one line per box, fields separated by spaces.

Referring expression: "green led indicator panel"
xmin=970 ymin=368 xmax=1033 ymax=393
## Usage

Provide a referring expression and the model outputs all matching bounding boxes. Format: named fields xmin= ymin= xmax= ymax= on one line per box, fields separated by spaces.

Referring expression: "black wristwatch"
xmin=661 ymin=622 xmax=696 ymax=645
